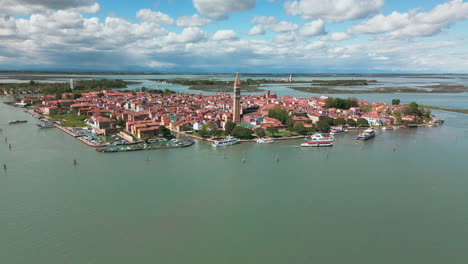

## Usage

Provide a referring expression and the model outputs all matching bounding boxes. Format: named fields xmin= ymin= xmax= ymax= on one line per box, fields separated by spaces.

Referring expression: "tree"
xmin=393 ymin=110 xmax=402 ymax=124
xmin=403 ymin=102 xmax=421 ymax=116
xmin=181 ymin=123 xmax=191 ymax=131
xmin=231 ymin=126 xmax=253 ymax=139
xmin=357 ymin=118 xmax=370 ymax=127
xmin=73 ymin=93 xmax=82 ymax=99
xmin=225 ymin=121 xmax=237 ymax=135
xmin=324 ymin=97 xmax=358 ymax=109
xmin=316 ymin=120 xmax=331 ymax=132
xmin=29 ymin=80 xmax=35 ymax=86
xmin=392 ymin=99 xmax=400 ymax=105
xmin=255 ymin=128 xmax=266 ymax=138
xmin=346 ymin=119 xmax=357 ymax=127
xmin=293 ymin=123 xmax=308 ymax=135
xmin=116 ymin=118 xmax=125 ymax=127
xmin=333 ymin=118 xmax=346 ymax=126
xmin=319 ymin=116 xmax=334 ymax=126
xmin=266 ymin=127 xmax=278 ymax=135
xmin=268 ymin=108 xmax=290 ymax=125
xmin=97 ymin=92 xmax=105 ymax=98
xmin=159 ymin=125 xmax=171 ymax=137
xmin=360 ymin=104 xmax=372 ymax=113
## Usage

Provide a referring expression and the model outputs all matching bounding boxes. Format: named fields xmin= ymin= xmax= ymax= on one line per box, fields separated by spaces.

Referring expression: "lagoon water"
xmin=1 ymin=74 xmax=468 ymax=264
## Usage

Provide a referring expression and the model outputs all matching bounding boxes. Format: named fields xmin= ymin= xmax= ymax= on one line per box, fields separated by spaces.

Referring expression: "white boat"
xmin=381 ymin=126 xmax=393 ymax=130
xmin=212 ymin=136 xmax=240 ymax=147
xmin=305 ymin=133 xmax=334 ymax=141
xmin=301 ymin=140 xmax=334 ymax=147
xmin=330 ymin=127 xmax=348 ymax=135
xmin=356 ymin=128 xmax=376 ymax=141
xmin=256 ymin=137 xmax=274 ymax=144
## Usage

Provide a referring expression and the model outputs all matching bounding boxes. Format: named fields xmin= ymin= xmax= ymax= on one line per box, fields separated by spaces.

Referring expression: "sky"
xmin=0 ymin=0 xmax=467 ymax=73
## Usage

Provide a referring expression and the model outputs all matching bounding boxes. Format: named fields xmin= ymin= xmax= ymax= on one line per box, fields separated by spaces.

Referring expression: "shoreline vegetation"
xmin=289 ymin=84 xmax=468 ymax=94
xmin=0 ymin=79 xmax=139 ymax=95
xmin=420 ymin=105 xmax=468 ymax=114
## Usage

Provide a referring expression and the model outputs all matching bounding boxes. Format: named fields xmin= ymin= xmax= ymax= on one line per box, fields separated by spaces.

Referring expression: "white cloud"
xmin=246 ymin=25 xmax=265 ymax=36
xmin=147 ymin=60 xmax=176 ymax=68
xmin=136 ymin=9 xmax=174 ymax=25
xmin=251 ymin=16 xmax=298 ymax=33
xmin=164 ymin=27 xmax=207 ymax=43
xmin=212 ymin=29 xmax=238 ymax=41
xmin=321 ymin=32 xmax=350 ymax=41
xmin=298 ymin=19 xmax=325 ymax=37
xmin=347 ymin=0 xmax=468 ymax=39
xmin=176 ymin=14 xmax=211 ymax=27
xmin=284 ymin=0 xmax=384 ymax=22
xmin=193 ymin=0 xmax=256 ymax=19
xmin=0 ymin=0 xmax=98 ymax=15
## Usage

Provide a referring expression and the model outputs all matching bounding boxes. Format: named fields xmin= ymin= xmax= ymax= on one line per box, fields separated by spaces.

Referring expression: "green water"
xmin=1 ymin=100 xmax=468 ymax=264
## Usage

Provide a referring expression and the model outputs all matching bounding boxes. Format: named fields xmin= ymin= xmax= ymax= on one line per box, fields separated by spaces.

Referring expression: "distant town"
xmin=3 ymin=74 xmax=441 ymax=151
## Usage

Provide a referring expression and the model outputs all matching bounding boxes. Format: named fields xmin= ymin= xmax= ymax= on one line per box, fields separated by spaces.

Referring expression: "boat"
xmin=356 ymin=128 xmax=376 ymax=141
xmin=301 ymin=140 xmax=334 ymax=147
xmin=211 ymin=136 xmax=240 ymax=147
xmin=37 ymin=122 xmax=55 ymax=128
xmin=381 ymin=126 xmax=393 ymax=130
xmin=329 ymin=127 xmax=348 ymax=135
xmin=9 ymin=120 xmax=28 ymax=124
xmin=305 ymin=133 xmax=334 ymax=141
xmin=256 ymin=137 xmax=274 ymax=144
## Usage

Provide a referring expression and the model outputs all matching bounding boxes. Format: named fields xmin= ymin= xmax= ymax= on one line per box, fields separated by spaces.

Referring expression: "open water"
xmin=1 ymin=74 xmax=468 ymax=264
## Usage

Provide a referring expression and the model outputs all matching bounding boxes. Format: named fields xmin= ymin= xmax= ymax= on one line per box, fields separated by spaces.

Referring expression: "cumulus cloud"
xmin=348 ymin=0 xmax=468 ymax=39
xmin=176 ymin=14 xmax=211 ymax=27
xmin=298 ymin=19 xmax=325 ymax=37
xmin=212 ymin=29 xmax=238 ymax=41
xmin=321 ymin=32 xmax=350 ymax=41
xmin=246 ymin=25 xmax=265 ymax=36
xmin=164 ymin=27 xmax=207 ymax=43
xmin=136 ymin=9 xmax=174 ymax=25
xmin=0 ymin=0 xmax=99 ymax=15
xmin=251 ymin=16 xmax=298 ymax=33
xmin=193 ymin=0 xmax=255 ymax=19
xmin=284 ymin=0 xmax=384 ymax=22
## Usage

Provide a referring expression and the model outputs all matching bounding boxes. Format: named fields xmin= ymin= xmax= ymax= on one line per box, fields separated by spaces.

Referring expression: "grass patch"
xmin=50 ymin=114 xmax=87 ymax=127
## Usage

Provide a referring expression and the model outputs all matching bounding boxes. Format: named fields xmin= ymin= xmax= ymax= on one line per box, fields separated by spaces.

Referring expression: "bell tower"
xmin=232 ymin=73 xmax=241 ymax=123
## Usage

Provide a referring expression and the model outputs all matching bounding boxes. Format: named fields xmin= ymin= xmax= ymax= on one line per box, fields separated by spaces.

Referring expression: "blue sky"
xmin=0 ymin=0 xmax=467 ymax=73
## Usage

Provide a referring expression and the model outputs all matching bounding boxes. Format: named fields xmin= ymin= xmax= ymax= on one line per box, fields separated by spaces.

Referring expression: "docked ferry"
xmin=211 ymin=136 xmax=240 ymax=147
xmin=9 ymin=120 xmax=28 ymax=124
xmin=305 ymin=133 xmax=334 ymax=141
xmin=330 ymin=127 xmax=348 ymax=135
xmin=301 ymin=140 xmax=334 ymax=147
xmin=256 ymin=137 xmax=274 ymax=144
xmin=356 ymin=128 xmax=376 ymax=141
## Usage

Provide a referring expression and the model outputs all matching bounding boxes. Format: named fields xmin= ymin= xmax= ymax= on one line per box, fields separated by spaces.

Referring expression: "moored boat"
xmin=9 ymin=120 xmax=28 ymax=124
xmin=305 ymin=133 xmax=334 ymax=141
xmin=330 ymin=127 xmax=348 ymax=135
xmin=212 ymin=136 xmax=240 ymax=147
xmin=37 ymin=122 xmax=55 ymax=128
xmin=381 ymin=126 xmax=393 ymax=130
xmin=301 ymin=140 xmax=334 ymax=147
xmin=356 ymin=128 xmax=376 ymax=141
xmin=256 ymin=137 xmax=274 ymax=144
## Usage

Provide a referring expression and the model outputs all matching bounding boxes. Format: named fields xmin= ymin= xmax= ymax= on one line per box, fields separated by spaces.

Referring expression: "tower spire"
xmin=234 ymin=72 xmax=241 ymax=88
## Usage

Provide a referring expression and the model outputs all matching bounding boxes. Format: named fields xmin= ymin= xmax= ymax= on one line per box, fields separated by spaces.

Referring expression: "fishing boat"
xmin=356 ymin=128 xmax=376 ymax=141
xmin=211 ymin=136 xmax=239 ymax=147
xmin=329 ymin=127 xmax=348 ymax=135
xmin=256 ymin=137 xmax=274 ymax=144
xmin=301 ymin=140 xmax=334 ymax=147
xmin=37 ymin=122 xmax=55 ymax=128
xmin=305 ymin=133 xmax=334 ymax=141
xmin=9 ymin=120 xmax=28 ymax=124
